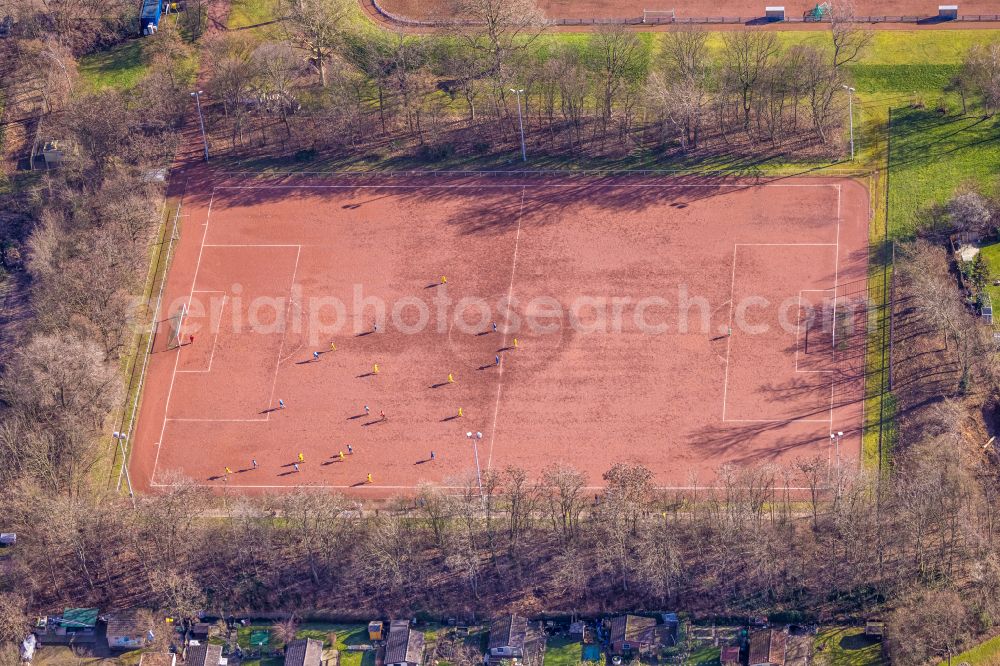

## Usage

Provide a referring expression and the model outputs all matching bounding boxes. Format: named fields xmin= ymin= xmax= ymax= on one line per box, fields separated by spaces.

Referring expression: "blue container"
xmin=140 ymin=0 xmax=162 ymax=35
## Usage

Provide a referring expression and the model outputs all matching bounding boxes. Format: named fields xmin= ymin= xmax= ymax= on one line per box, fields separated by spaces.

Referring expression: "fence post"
xmin=888 ymin=241 xmax=896 ymax=393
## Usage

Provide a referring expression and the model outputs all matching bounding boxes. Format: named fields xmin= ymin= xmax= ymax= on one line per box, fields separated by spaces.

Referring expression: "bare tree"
xmin=454 ymin=0 xmax=544 ymax=79
xmin=273 ymin=616 xmax=299 ymax=644
xmin=720 ymin=30 xmax=778 ymax=135
xmin=647 ymin=27 xmax=710 ymax=150
xmin=828 ymin=0 xmax=873 ymax=71
xmin=541 ymin=462 xmax=587 ymax=544
xmin=285 ymin=0 xmax=350 ymax=86
xmin=887 ymin=588 xmax=969 ymax=665
xmin=452 ymin=0 xmax=545 ymax=122
xmin=590 ymin=25 xmax=644 ymax=139
xmin=1 ymin=333 xmax=120 ymax=492
xmin=963 ymin=42 xmax=1000 ymax=115
xmin=595 ymin=463 xmax=654 ymax=592
xmin=500 ymin=465 xmax=539 ymax=554
xmin=209 ymin=34 xmax=262 ymax=147
xmin=947 ymin=189 xmax=992 ymax=234
xmin=798 ymin=45 xmax=843 ymax=145
xmin=180 ymin=0 xmax=208 ymax=40
xmin=279 ymin=490 xmax=349 ymax=588
xmin=10 ymin=39 xmax=76 ymax=116
xmin=359 ymin=513 xmax=413 ymax=600
xmin=417 ymin=481 xmax=453 ymax=549
xmin=148 ymin=569 xmax=206 ymax=621
xmin=0 ymin=593 xmax=28 ymax=644
xmin=251 ymin=42 xmax=306 ymax=139
xmin=634 ymin=519 xmax=683 ymax=604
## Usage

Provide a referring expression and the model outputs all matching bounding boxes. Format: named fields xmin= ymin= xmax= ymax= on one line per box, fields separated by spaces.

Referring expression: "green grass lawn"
xmin=849 ymin=64 xmax=958 ymax=95
xmin=544 ymin=636 xmax=584 ymax=666
xmin=297 ymin=623 xmax=373 ymax=666
xmin=861 ymin=31 xmax=1000 ymax=66
xmin=78 ymin=21 xmax=199 ymax=94
xmin=977 ymin=242 xmax=1000 ymax=310
xmin=237 ymin=625 xmax=279 ymax=648
xmin=536 ymin=29 xmax=997 ymax=67
xmin=887 ymin=107 xmax=1000 ymax=239
xmin=814 ymin=628 xmax=885 ymax=666
xmin=79 ymin=39 xmax=149 ymax=91
xmin=227 ymin=0 xmax=281 ymax=29
xmin=940 ymin=633 xmax=1000 ymax=666
xmin=235 ymin=623 xmax=373 ymax=666
xmin=686 ymin=645 xmax=721 ymax=666
xmin=239 ymin=659 xmax=284 ymax=666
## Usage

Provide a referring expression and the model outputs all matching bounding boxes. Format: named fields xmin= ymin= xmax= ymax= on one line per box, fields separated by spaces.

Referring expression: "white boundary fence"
xmin=110 ymin=199 xmax=184 ymax=497
xmin=220 ymin=165 xmax=870 ymax=179
xmin=368 ymin=0 xmax=1000 ymax=27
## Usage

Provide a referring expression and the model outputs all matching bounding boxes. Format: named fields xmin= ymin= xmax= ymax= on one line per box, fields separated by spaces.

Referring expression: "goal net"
xmin=152 ymin=303 xmax=187 ymax=353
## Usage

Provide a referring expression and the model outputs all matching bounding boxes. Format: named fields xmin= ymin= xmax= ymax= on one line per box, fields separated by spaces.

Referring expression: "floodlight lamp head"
xmin=466 ymin=432 xmax=473 ymax=438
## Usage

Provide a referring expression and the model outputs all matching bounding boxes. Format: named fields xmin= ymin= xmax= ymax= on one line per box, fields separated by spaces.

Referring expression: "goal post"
xmin=152 ymin=302 xmax=187 ymax=353
xmin=642 ymin=8 xmax=675 ymax=23
xmin=169 ymin=302 xmax=188 ymax=349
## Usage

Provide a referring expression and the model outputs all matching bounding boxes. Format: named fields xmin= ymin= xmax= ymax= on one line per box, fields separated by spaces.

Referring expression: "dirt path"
xmin=168 ymin=0 xmax=234 ymax=178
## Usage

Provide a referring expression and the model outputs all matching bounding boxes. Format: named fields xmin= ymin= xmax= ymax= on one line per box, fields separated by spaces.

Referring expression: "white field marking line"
xmin=722 ymin=236 xmax=842 ymax=422
xmin=166 ymin=417 xmax=268 ymax=422
xmin=176 ymin=294 xmax=228 ymax=374
xmin=151 ymin=191 xmax=215 ymax=486
xmin=721 ymin=244 xmax=739 ymax=421
xmin=217 ymin=166 xmax=862 ymax=176
xmin=829 ymin=385 xmax=836 ymax=427
xmin=149 ymin=480 xmax=835 ymax=492
xmin=211 ymin=183 xmax=842 ymax=190
xmin=829 ymin=185 xmax=843 ymax=429
xmin=202 ymin=243 xmax=302 ymax=247
xmin=486 ymin=186 xmax=526 ymax=472
xmin=265 ymin=245 xmax=303 ymax=420
xmin=794 ymin=288 xmax=836 ymax=374
xmin=830 ymin=185 xmax=843 ymax=354
xmin=723 ymin=418 xmax=834 ymax=424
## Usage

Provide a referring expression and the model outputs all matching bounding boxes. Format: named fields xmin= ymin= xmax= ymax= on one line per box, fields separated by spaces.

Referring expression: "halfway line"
xmin=487 ymin=187 xmax=526 ymax=471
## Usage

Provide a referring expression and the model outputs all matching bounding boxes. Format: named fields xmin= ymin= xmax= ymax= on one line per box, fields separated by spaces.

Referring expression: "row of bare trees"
xmin=0 ymin=7 xmax=195 ymax=499
xmin=0 ymin=443 xmax=997 ymax=666
xmin=193 ymin=0 xmax=875 ymax=162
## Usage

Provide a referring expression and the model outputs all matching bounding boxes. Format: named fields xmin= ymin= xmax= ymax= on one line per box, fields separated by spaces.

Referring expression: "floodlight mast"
xmin=842 ymin=85 xmax=856 ymax=160
xmin=510 ymin=88 xmax=526 ymax=162
xmin=191 ymin=90 xmax=209 ymax=162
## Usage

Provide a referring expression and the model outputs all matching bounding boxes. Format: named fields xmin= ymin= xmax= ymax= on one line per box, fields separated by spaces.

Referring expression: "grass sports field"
xmin=127 ymin=170 xmax=870 ymax=493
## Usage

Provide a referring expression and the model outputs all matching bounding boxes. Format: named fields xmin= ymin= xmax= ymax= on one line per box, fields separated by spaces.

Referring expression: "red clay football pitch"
xmin=129 ymin=173 xmax=870 ymax=494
